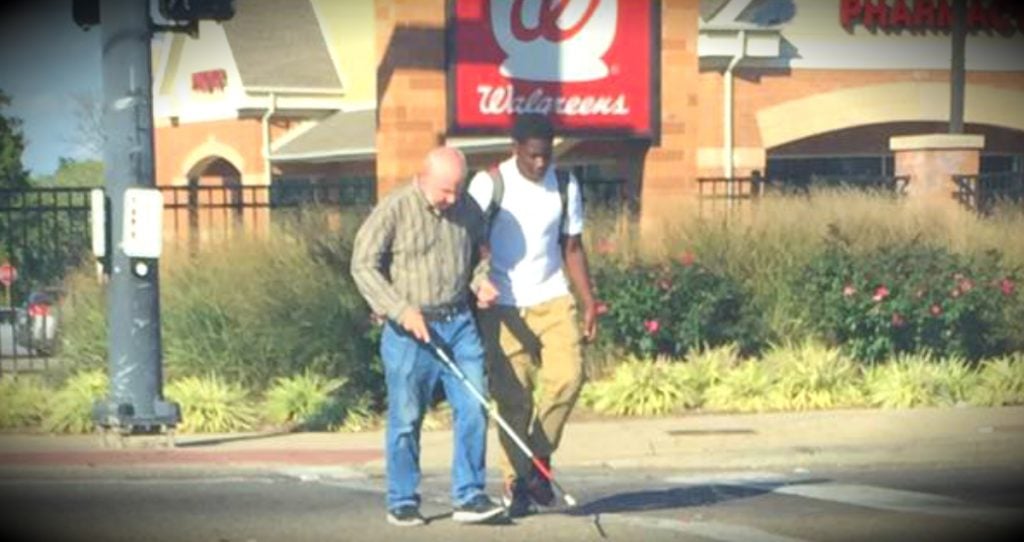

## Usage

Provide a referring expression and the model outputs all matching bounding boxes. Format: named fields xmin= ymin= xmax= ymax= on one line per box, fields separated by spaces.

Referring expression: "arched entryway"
xmin=182 ymin=156 xmax=244 ymax=245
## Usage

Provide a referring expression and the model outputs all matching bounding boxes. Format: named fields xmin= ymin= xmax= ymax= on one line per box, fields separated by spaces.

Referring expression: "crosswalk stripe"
xmin=772 ymin=483 xmax=1020 ymax=526
xmin=602 ymin=513 xmax=812 ymax=542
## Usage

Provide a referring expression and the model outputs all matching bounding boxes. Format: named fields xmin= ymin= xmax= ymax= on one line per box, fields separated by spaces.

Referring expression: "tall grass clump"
xmin=761 ymin=340 xmax=865 ymax=410
xmin=263 ymin=370 xmax=347 ymax=429
xmin=165 ymin=374 xmax=259 ymax=433
xmin=702 ymin=359 xmax=773 ymax=413
xmin=42 ymin=370 xmax=108 ymax=434
xmin=969 ymin=353 xmax=1024 ymax=406
xmin=580 ymin=357 xmax=700 ymax=416
xmin=862 ymin=352 xmax=975 ymax=408
xmin=0 ymin=376 xmax=50 ymax=430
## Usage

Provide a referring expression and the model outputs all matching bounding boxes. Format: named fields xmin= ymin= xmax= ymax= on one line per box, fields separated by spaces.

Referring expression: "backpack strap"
xmin=487 ymin=166 xmax=505 ymax=219
xmin=470 ymin=166 xmax=502 ymax=237
xmin=555 ymin=169 xmax=571 ymax=243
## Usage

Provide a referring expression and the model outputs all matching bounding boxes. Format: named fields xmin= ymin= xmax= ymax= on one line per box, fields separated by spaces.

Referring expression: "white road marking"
xmin=601 ymin=513 xmax=811 ymax=542
xmin=772 ymin=483 xmax=1021 ymax=526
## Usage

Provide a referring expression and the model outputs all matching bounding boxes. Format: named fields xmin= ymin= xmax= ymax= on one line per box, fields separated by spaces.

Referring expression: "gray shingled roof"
xmin=274 ymin=109 xmax=375 ymax=158
xmin=223 ymin=0 xmax=341 ymax=89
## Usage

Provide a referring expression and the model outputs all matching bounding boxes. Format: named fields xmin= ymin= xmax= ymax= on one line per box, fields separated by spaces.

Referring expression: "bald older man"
xmin=351 ymin=147 xmax=504 ymax=526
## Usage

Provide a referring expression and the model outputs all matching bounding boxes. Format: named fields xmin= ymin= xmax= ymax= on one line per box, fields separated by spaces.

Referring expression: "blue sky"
xmin=0 ymin=1 xmax=103 ymax=175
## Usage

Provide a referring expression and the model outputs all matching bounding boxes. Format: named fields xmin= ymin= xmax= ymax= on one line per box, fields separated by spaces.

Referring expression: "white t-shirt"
xmin=467 ymin=157 xmax=584 ymax=308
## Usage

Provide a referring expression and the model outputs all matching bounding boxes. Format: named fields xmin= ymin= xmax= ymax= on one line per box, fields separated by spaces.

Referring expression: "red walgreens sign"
xmin=448 ymin=0 xmax=658 ymax=138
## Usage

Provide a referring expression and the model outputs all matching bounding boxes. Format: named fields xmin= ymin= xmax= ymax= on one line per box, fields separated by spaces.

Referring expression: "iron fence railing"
xmin=953 ymin=172 xmax=1024 ymax=215
xmin=0 ymin=179 xmax=377 ymax=370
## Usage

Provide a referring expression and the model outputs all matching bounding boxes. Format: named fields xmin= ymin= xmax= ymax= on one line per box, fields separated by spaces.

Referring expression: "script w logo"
xmin=510 ymin=0 xmax=600 ymax=42
xmin=490 ymin=0 xmax=618 ymax=82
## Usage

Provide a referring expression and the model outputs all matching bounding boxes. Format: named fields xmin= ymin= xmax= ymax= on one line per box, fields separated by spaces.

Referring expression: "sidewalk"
xmin=1 ymin=406 xmax=1022 ymax=474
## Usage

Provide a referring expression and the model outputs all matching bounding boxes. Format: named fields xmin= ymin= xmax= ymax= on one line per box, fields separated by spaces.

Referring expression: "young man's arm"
xmin=562 ymin=235 xmax=597 ymax=340
xmin=560 ymin=173 xmax=597 ymax=340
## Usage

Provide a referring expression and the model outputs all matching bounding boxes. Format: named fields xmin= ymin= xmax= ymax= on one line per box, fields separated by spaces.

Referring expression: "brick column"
xmin=640 ymin=0 xmax=702 ymax=235
xmin=890 ymin=133 xmax=985 ymax=209
xmin=375 ymin=0 xmax=447 ymax=197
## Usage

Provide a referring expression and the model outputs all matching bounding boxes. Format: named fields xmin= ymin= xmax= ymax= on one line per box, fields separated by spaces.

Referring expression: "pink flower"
xmin=891 ymin=312 xmax=906 ymax=328
xmin=872 ymin=285 xmax=890 ymax=302
xmin=950 ymin=287 xmax=962 ymax=299
xmin=596 ymin=238 xmax=616 ymax=255
xmin=929 ymin=304 xmax=942 ymax=317
xmin=842 ymin=285 xmax=856 ymax=298
xmin=595 ymin=301 xmax=609 ymax=315
xmin=1000 ymin=277 xmax=1016 ymax=297
xmin=679 ymin=251 xmax=696 ymax=267
xmin=958 ymin=278 xmax=974 ymax=293
xmin=643 ymin=319 xmax=661 ymax=335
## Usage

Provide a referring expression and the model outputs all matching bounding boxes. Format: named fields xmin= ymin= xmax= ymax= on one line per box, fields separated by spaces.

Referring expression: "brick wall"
xmin=374 ymin=0 xmax=448 ymax=197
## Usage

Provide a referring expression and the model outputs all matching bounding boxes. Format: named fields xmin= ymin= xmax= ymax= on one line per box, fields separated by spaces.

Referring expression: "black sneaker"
xmin=386 ymin=505 xmax=426 ymax=527
xmin=527 ymin=457 xmax=556 ymax=506
xmin=452 ymin=494 xmax=505 ymax=524
xmin=501 ymin=477 xmax=534 ymax=518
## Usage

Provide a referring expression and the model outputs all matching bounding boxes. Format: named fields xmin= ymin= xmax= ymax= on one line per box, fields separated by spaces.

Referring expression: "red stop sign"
xmin=0 ymin=262 xmax=16 ymax=287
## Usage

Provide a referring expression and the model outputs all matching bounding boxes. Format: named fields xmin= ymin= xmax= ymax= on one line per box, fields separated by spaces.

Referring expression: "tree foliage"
xmin=0 ymin=89 xmax=29 ymax=189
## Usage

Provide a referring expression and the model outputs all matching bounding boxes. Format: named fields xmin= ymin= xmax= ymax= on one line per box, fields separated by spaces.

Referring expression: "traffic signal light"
xmin=72 ymin=0 xmax=100 ymax=30
xmin=159 ymin=0 xmax=235 ymax=22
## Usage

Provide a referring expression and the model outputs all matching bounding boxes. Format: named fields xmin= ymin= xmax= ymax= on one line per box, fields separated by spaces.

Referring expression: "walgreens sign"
xmin=448 ymin=0 xmax=657 ymax=138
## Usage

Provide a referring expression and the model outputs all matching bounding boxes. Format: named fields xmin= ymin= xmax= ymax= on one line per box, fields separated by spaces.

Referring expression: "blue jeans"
xmin=381 ymin=310 xmax=489 ymax=510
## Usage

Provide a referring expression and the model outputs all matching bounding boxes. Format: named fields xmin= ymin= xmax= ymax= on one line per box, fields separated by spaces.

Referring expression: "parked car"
xmin=15 ymin=290 xmax=60 ymax=355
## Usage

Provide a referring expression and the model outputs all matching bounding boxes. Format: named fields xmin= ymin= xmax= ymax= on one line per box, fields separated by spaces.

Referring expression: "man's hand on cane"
xmin=399 ymin=307 xmax=430 ymax=343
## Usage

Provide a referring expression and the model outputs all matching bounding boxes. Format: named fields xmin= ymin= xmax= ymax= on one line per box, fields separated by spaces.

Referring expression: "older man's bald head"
xmin=417 ymin=146 xmax=467 ymax=211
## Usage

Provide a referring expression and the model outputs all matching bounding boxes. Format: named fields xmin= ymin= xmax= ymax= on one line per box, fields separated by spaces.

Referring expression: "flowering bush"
xmin=799 ymin=233 xmax=1022 ymax=362
xmin=593 ymin=253 xmax=761 ymax=359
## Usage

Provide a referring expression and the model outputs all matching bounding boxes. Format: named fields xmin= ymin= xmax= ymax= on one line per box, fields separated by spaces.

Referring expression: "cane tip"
xmin=564 ymin=494 xmax=578 ymax=507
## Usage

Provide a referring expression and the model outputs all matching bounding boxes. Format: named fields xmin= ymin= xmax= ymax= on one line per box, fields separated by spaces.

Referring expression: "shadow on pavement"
xmin=174 ymin=431 xmax=294 ymax=448
xmin=567 ymin=478 xmax=831 ymax=516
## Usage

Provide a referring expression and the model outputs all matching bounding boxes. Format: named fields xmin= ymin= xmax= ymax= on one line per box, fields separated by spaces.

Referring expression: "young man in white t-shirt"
xmin=466 ymin=114 xmax=598 ymax=517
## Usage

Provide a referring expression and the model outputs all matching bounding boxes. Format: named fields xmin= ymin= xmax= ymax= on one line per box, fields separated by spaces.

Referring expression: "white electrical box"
xmin=90 ymin=188 xmax=106 ymax=258
xmin=122 ymin=188 xmax=164 ymax=259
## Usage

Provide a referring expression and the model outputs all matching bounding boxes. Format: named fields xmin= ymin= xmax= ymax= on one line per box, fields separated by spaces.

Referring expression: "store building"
xmin=152 ymin=0 xmax=1024 ymax=228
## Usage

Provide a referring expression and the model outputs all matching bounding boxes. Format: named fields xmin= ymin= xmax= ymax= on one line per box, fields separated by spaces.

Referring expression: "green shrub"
xmin=58 ymin=215 xmax=384 ymax=400
xmin=800 ymin=232 xmax=1021 ymax=362
xmin=593 ymin=258 xmax=761 ymax=359
xmin=42 ymin=370 xmax=108 ymax=434
xmin=0 ymin=376 xmax=51 ymax=430
xmin=581 ymin=357 xmax=699 ymax=416
xmin=165 ymin=374 xmax=259 ymax=433
xmin=969 ymin=354 xmax=1024 ymax=406
xmin=703 ymin=360 xmax=773 ymax=413
xmin=761 ymin=340 xmax=865 ymax=410
xmin=263 ymin=370 xmax=347 ymax=429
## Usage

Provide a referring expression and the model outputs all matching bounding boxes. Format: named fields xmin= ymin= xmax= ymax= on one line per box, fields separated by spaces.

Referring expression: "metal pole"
xmin=950 ymin=0 xmax=967 ymax=134
xmin=92 ymin=0 xmax=179 ymax=435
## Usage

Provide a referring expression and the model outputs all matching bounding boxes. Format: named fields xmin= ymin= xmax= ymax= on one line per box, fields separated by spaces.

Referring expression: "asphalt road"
xmin=0 ymin=465 xmax=1021 ymax=542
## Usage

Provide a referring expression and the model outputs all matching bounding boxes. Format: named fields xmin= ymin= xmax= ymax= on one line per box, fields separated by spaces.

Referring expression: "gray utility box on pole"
xmin=91 ymin=0 xmax=179 ymax=436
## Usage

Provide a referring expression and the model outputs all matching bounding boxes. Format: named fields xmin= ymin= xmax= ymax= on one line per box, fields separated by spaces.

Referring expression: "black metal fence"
xmin=697 ymin=173 xmax=911 ymax=204
xmin=953 ymin=172 xmax=1024 ymax=215
xmin=1 ymin=188 xmax=94 ymax=372
xmin=0 ymin=179 xmax=376 ymax=371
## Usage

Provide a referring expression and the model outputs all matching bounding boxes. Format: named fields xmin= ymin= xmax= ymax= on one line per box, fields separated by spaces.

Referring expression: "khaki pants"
xmin=477 ymin=295 xmax=584 ymax=481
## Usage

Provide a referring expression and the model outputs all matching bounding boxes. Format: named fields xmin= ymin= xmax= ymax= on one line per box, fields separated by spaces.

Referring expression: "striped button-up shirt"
xmin=351 ymin=181 xmax=488 ymax=321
